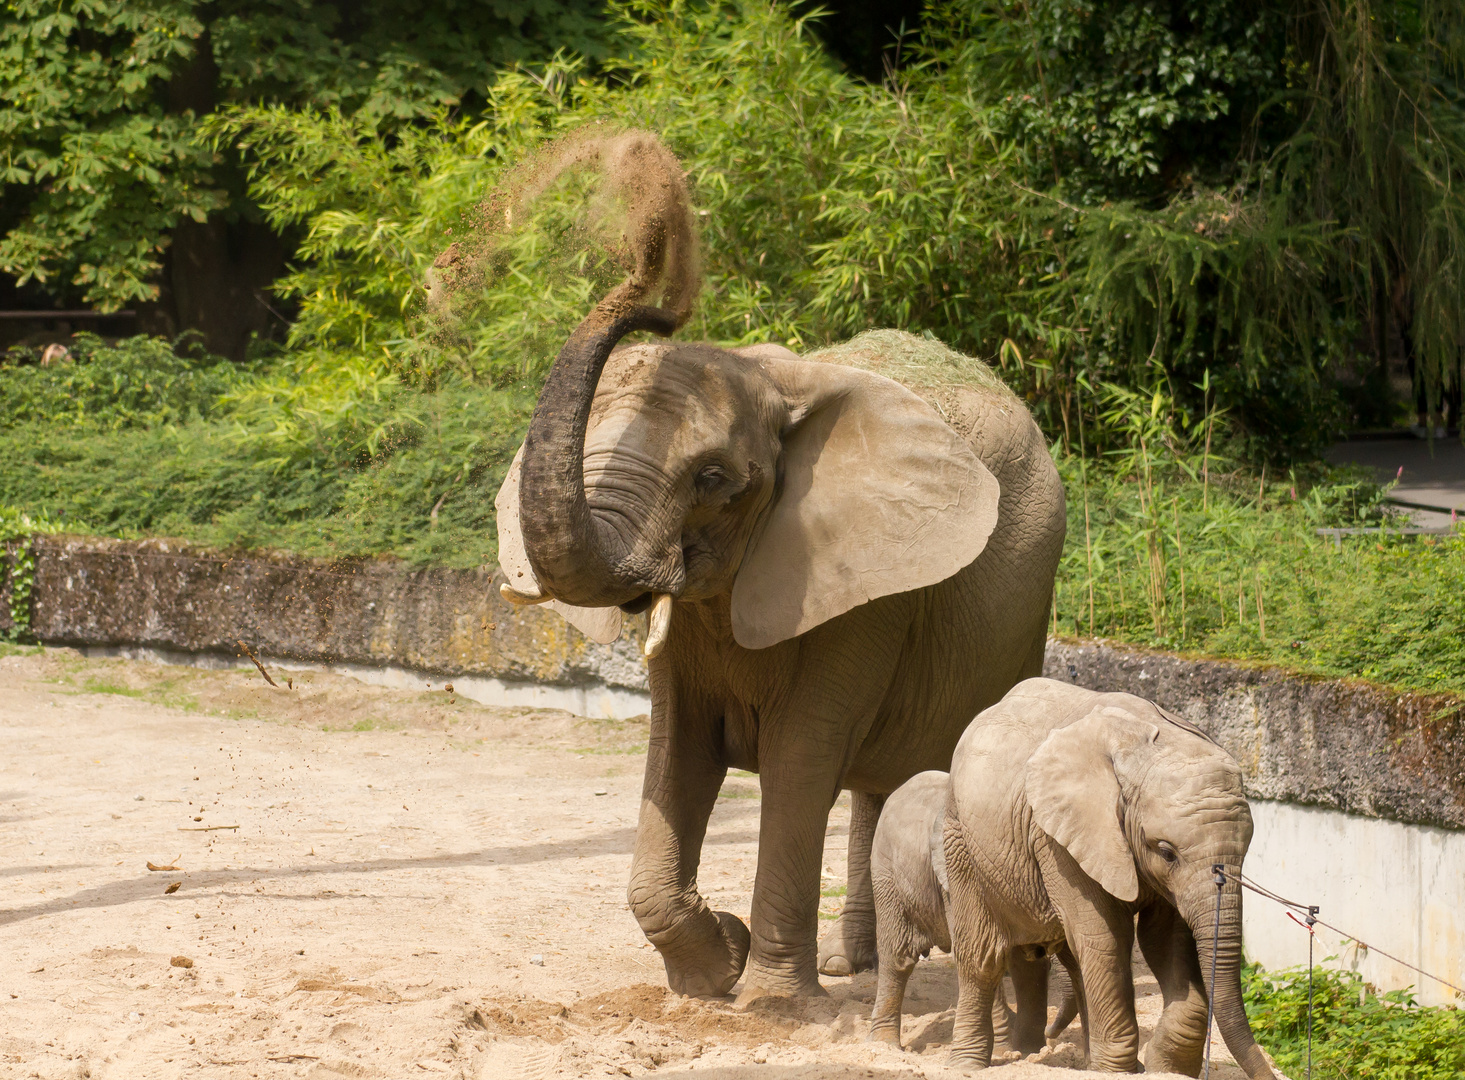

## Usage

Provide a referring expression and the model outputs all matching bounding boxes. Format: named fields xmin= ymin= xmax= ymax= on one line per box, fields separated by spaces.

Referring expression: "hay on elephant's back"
xmin=806 ymin=330 xmax=1020 ymax=428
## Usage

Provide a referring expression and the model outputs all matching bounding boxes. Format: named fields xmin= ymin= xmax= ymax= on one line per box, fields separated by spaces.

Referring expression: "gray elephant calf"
xmin=943 ymin=679 xmax=1276 ymax=1078
xmin=869 ymin=770 xmax=1076 ymax=1053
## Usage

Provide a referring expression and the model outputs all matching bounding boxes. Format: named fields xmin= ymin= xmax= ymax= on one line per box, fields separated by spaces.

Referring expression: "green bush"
xmin=1244 ymin=962 xmax=1465 ymax=1079
xmin=1053 ymin=384 xmax=1465 ymax=696
xmin=0 ymin=334 xmax=241 ymax=431
xmin=0 ymin=379 xmax=531 ymax=568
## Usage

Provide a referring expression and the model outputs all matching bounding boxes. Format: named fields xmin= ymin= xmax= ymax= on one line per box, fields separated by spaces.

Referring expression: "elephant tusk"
xmin=500 ymin=582 xmax=551 ymax=605
xmin=644 ymin=593 xmax=674 ymax=659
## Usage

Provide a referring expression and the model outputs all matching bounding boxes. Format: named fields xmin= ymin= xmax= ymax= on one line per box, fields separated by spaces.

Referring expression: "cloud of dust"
xmin=427 ymin=128 xmax=700 ymax=335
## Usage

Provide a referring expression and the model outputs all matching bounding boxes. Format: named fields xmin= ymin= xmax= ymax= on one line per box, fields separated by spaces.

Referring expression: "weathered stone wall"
xmin=1043 ymin=641 xmax=1465 ymax=830
xmin=5 ymin=535 xmax=1461 ymax=830
xmin=2 ymin=535 xmax=649 ymax=692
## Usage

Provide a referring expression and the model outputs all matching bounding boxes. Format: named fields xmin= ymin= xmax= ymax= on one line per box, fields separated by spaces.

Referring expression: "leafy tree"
xmin=0 ymin=2 xmax=222 ymax=308
xmin=958 ymin=0 xmax=1465 ymax=456
xmin=0 ymin=0 xmax=608 ymax=348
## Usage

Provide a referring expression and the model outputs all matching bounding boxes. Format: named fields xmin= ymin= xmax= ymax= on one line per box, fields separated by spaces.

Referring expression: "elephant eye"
xmin=1155 ymin=840 xmax=1179 ymax=863
xmin=694 ymin=462 xmax=730 ymax=494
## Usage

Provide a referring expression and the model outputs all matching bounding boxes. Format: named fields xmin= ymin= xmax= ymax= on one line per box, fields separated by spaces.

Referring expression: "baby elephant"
xmin=943 ymin=679 xmax=1276 ymax=1077
xmin=869 ymin=770 xmax=1076 ymax=1052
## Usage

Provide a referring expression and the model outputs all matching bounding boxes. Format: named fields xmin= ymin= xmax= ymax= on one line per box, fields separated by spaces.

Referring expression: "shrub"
xmin=0 ymin=334 xmax=241 ymax=431
xmin=1244 ymin=962 xmax=1465 ymax=1079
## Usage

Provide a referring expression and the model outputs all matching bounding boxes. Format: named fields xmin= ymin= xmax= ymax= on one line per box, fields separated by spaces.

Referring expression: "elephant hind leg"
xmin=868 ymin=948 xmax=916 ymax=1046
xmin=819 ymin=790 xmax=885 ymax=977
xmin=1046 ymin=948 xmax=1081 ymax=1040
xmin=1005 ymin=947 xmax=1051 ymax=1055
xmin=1054 ymin=943 xmax=1089 ymax=1058
xmin=942 ymin=815 xmax=1006 ymax=1069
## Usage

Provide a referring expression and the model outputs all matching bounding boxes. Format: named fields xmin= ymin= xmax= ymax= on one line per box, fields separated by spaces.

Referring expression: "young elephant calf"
xmin=943 ymin=678 xmax=1276 ymax=1077
xmin=869 ymin=770 xmax=1076 ymax=1052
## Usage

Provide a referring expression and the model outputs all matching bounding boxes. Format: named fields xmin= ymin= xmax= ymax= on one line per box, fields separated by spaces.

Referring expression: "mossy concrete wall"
xmin=6 ymin=537 xmax=1462 ymax=829
xmin=1043 ymin=640 xmax=1464 ymax=831
xmin=2 ymin=536 xmax=650 ymax=705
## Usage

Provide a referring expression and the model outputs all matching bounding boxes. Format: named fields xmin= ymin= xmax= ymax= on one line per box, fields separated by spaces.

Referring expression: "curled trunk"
xmin=519 ymin=291 xmax=679 ymax=607
xmin=1185 ymin=885 xmax=1276 ymax=1080
xmin=513 ymin=130 xmax=700 ymax=608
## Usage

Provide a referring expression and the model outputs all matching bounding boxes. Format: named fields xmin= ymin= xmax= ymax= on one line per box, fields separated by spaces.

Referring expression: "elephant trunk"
xmin=516 ymin=131 xmax=699 ymax=610
xmin=1183 ymin=876 xmax=1276 ymax=1080
xmin=518 ymin=291 xmax=679 ymax=607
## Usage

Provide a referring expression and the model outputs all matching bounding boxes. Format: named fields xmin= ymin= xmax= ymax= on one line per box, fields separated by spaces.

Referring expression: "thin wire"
xmin=1203 ymin=864 xmax=1225 ymax=1080
xmin=1239 ymin=872 xmax=1465 ymax=997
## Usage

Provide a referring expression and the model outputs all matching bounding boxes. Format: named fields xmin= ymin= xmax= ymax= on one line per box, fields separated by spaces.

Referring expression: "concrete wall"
xmin=1244 ymin=800 xmax=1465 ymax=1007
xmin=1043 ymin=640 xmax=1465 ymax=831
xmin=4 ymin=535 xmax=652 ymax=717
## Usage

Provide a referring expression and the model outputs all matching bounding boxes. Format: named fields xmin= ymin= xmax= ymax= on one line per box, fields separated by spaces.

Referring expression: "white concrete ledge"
xmin=78 ymin=644 xmax=653 ymax=720
xmin=1244 ymin=799 xmax=1465 ymax=1006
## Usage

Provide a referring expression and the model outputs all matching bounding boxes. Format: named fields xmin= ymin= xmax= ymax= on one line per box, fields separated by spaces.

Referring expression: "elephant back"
xmin=804 ymin=329 xmax=1025 ymax=445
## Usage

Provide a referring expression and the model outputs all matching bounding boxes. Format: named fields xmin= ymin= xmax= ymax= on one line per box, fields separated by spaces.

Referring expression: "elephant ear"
xmin=731 ymin=357 xmax=1001 ymax=650
xmin=495 ymin=444 xmax=624 ymax=645
xmin=1024 ymin=705 xmax=1159 ymax=903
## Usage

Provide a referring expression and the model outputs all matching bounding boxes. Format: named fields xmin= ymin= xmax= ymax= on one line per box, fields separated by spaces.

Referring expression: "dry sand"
xmin=0 ymin=647 xmax=1276 ymax=1080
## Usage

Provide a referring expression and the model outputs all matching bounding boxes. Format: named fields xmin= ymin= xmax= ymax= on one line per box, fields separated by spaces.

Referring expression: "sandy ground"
xmin=0 ymin=647 xmax=1275 ymax=1080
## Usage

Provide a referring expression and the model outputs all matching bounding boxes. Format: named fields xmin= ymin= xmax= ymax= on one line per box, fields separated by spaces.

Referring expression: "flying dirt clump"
xmin=428 ymin=128 xmax=701 ymax=336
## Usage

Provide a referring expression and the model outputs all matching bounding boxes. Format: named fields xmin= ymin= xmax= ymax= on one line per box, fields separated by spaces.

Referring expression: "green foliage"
xmin=0 ymin=375 xmax=531 ymax=568
xmin=1 ymin=504 xmax=65 ymax=641
xmin=191 ymin=0 xmax=1464 ymax=464
xmin=978 ymin=0 xmax=1465 ymax=456
xmin=0 ymin=333 xmax=240 ymax=430
xmin=0 ymin=0 xmax=609 ymax=309
xmin=1053 ymin=383 xmax=1465 ymax=695
xmin=962 ymin=0 xmax=1293 ymax=199
xmin=201 ymin=89 xmax=615 ymax=388
xmin=1244 ymin=962 xmax=1465 ymax=1079
xmin=0 ymin=1 xmax=222 ymax=307
xmin=208 ymin=1 xmax=1027 ymax=389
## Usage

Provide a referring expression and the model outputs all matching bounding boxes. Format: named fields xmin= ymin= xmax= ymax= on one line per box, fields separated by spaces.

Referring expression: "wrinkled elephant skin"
xmin=942 ymin=679 xmax=1276 ymax=1077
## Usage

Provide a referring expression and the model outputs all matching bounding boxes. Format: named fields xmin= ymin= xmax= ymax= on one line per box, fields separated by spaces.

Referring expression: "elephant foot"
xmin=1144 ymin=1040 xmax=1201 ymax=1077
xmin=943 ymin=1050 xmax=990 ymax=1071
xmin=733 ymin=958 xmax=828 ymax=1006
xmin=866 ymin=1024 xmax=902 ymax=1047
xmin=817 ymin=915 xmax=877 ymax=977
xmin=657 ymin=910 xmax=750 ymax=998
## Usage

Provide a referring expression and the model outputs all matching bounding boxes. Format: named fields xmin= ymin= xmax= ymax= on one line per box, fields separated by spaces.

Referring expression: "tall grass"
xmin=1053 ymin=384 xmax=1465 ymax=695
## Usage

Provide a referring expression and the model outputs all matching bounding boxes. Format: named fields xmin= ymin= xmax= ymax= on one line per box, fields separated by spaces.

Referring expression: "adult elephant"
xmin=490 ymin=132 xmax=1065 ymax=1001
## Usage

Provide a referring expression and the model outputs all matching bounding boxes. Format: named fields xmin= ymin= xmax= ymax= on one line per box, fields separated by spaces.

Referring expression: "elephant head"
xmin=495 ymin=142 xmax=1001 ymax=656
xmin=499 ymin=334 xmax=1003 ymax=654
xmin=1024 ymin=700 xmax=1276 ymax=1080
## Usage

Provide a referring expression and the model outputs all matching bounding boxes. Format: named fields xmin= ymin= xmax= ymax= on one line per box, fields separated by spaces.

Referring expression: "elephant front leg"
xmin=628 ymin=684 xmax=748 ymax=997
xmin=1138 ymin=902 xmax=1208 ymax=1077
xmin=1040 ymin=845 xmax=1141 ymax=1071
xmin=735 ymin=763 xmax=841 ymax=1001
xmin=818 ymin=790 xmax=885 ymax=977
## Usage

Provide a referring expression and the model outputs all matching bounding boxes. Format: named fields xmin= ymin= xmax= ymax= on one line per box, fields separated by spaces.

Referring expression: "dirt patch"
xmin=0 ymin=647 xmax=1267 ymax=1079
